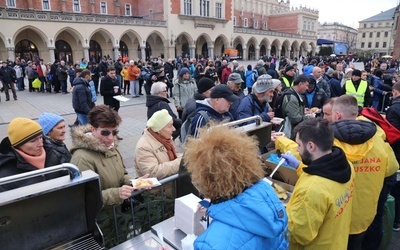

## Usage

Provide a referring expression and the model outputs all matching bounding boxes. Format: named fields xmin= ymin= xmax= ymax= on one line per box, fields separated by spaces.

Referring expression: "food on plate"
xmin=271 ymin=117 xmax=284 ymax=125
xmin=310 ymin=107 xmax=320 ymax=113
xmin=271 ymin=132 xmax=285 ymax=142
xmin=134 ymin=178 xmax=153 ymax=188
xmin=273 ymin=183 xmax=288 ymax=200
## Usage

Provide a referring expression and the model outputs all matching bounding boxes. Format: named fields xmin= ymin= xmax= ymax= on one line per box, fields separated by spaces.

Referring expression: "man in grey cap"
xmin=190 ymin=84 xmax=238 ymax=138
xmin=236 ymin=74 xmax=280 ymax=124
xmin=227 ymin=72 xmax=245 ymax=119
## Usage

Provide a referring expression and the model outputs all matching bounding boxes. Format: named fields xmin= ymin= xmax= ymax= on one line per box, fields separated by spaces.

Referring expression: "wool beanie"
xmin=38 ymin=112 xmax=64 ymax=135
xmin=197 ymin=77 xmax=215 ymax=94
xmin=179 ymin=67 xmax=190 ymax=77
xmin=147 ymin=109 xmax=172 ymax=132
xmin=8 ymin=117 xmax=43 ymax=148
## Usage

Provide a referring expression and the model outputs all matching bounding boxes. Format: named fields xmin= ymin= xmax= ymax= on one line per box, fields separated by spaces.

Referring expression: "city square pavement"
xmin=0 ymin=62 xmax=399 ymax=248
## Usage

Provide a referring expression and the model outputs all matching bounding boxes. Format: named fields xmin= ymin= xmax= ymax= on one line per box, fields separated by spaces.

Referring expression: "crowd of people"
xmin=0 ymin=53 xmax=400 ymax=249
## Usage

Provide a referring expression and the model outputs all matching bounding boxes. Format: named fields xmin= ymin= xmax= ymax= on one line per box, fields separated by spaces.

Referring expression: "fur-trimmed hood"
xmin=70 ymin=125 xmax=118 ymax=154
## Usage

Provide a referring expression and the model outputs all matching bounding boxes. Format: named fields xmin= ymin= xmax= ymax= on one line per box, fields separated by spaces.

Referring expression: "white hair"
xmin=150 ymin=81 xmax=167 ymax=95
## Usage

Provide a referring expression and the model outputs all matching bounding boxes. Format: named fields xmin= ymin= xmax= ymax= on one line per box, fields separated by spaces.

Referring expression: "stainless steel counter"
xmin=151 ymin=217 xmax=187 ymax=250
xmin=112 ymin=217 xmax=187 ymax=250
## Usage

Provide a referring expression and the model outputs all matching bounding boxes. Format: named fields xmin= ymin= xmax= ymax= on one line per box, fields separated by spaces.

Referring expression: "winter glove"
xmin=281 ymin=153 xmax=300 ymax=169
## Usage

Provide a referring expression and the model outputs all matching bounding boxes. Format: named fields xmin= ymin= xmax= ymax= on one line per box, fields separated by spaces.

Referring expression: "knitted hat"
xmin=179 ymin=67 xmax=190 ymax=77
xmin=285 ymin=65 xmax=294 ymax=72
xmin=254 ymin=74 xmax=281 ymax=93
xmin=197 ymin=77 xmax=215 ymax=94
xmin=8 ymin=118 xmax=43 ymax=148
xmin=147 ymin=109 xmax=173 ymax=132
xmin=38 ymin=112 xmax=64 ymax=135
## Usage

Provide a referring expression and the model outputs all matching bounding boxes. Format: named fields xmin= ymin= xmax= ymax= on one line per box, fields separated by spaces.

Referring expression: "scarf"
xmin=14 ymin=147 xmax=46 ymax=169
xmin=148 ymin=128 xmax=177 ymax=161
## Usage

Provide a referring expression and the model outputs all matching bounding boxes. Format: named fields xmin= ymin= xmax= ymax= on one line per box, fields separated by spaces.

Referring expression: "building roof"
xmin=360 ymin=7 xmax=397 ymax=22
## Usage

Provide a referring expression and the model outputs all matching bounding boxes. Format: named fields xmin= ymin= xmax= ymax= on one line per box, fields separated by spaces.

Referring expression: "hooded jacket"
xmin=134 ymin=129 xmax=181 ymax=179
xmin=236 ymin=93 xmax=272 ymax=123
xmin=172 ymin=77 xmax=197 ymax=108
xmin=182 ymin=92 xmax=206 ymax=123
xmin=332 ymin=119 xmax=399 ymax=234
xmin=43 ymin=136 xmax=71 ymax=167
xmin=70 ymin=125 xmax=132 ymax=206
xmin=0 ymin=137 xmax=66 ymax=192
xmin=287 ymin=147 xmax=355 ymax=249
xmin=194 ymin=180 xmax=288 ymax=250
xmin=146 ymin=95 xmax=182 ymax=133
xmin=190 ymin=99 xmax=234 ymax=138
xmin=72 ymin=77 xmax=92 ymax=115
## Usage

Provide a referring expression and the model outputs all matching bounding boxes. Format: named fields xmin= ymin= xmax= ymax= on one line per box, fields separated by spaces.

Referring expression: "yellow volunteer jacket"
xmin=287 ymin=149 xmax=355 ymax=249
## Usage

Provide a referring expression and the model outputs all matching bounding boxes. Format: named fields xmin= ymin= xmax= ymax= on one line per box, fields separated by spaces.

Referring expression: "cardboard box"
xmin=261 ymin=149 xmax=299 ymax=186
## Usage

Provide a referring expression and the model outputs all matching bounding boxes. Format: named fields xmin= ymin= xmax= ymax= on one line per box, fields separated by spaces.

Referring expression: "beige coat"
xmin=70 ymin=125 xmax=132 ymax=206
xmin=134 ymin=129 xmax=181 ymax=180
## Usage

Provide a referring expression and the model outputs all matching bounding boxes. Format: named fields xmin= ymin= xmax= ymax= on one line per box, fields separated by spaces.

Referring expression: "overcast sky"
xmin=290 ymin=0 xmax=399 ymax=28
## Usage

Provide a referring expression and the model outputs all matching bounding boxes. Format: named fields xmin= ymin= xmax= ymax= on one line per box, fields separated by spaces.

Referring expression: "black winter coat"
xmin=43 ymin=136 xmax=71 ymax=167
xmin=0 ymin=137 xmax=67 ymax=192
xmin=100 ymin=75 xmax=121 ymax=110
xmin=146 ymin=95 xmax=182 ymax=139
xmin=72 ymin=77 xmax=92 ymax=115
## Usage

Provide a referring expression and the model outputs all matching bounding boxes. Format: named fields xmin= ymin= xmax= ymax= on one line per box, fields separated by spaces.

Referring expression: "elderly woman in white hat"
xmin=134 ymin=109 xmax=182 ymax=179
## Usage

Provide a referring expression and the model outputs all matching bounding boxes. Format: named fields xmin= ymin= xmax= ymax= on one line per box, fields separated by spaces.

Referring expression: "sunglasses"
xmin=98 ymin=129 xmax=119 ymax=137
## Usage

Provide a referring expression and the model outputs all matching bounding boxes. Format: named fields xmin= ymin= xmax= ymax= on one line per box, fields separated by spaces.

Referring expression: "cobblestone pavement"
xmin=0 ymin=63 xmax=399 ymax=248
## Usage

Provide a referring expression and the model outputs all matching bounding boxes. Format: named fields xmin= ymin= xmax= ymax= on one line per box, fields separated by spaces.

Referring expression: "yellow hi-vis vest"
xmin=282 ymin=77 xmax=293 ymax=88
xmin=345 ymin=80 xmax=368 ymax=107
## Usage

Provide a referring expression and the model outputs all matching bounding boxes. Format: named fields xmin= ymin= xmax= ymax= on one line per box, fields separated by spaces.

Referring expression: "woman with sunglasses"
xmin=70 ymin=104 xmax=144 ymax=247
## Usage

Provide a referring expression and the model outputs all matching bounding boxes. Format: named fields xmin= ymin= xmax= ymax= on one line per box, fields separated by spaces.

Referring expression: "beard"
xmin=300 ymin=149 xmax=312 ymax=165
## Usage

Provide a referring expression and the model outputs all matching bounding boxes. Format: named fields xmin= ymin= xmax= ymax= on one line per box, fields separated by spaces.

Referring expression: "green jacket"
xmin=70 ymin=125 xmax=132 ymax=206
xmin=173 ymin=77 xmax=197 ymax=108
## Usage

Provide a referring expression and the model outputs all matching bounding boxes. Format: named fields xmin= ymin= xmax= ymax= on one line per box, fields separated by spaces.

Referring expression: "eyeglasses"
xmin=97 ymin=128 xmax=119 ymax=137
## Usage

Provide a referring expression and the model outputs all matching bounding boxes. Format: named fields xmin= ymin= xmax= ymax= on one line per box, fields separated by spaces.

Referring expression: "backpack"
xmin=252 ymin=69 xmax=259 ymax=82
xmin=274 ymin=92 xmax=301 ymax=118
xmin=180 ymin=110 xmax=209 ymax=143
xmin=360 ymin=107 xmax=400 ymax=145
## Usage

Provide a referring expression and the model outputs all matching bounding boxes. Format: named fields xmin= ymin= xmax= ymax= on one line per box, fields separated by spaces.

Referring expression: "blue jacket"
xmin=328 ymin=76 xmax=341 ymax=97
xmin=245 ymin=70 xmax=255 ymax=88
xmin=190 ymin=99 xmax=233 ymax=138
xmin=194 ymin=180 xmax=289 ymax=250
xmin=236 ymin=94 xmax=271 ymax=124
xmin=229 ymin=90 xmax=246 ymax=120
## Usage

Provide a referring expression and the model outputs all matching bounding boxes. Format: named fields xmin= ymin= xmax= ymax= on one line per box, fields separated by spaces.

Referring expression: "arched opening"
xmin=182 ymin=43 xmax=189 ymax=58
xmin=271 ymin=45 xmax=277 ymax=57
xmin=235 ymin=44 xmax=243 ymax=59
xmin=260 ymin=45 xmax=266 ymax=57
xmin=89 ymin=40 xmax=102 ymax=63
xmin=15 ymin=39 xmax=38 ymax=61
xmin=145 ymin=42 xmax=152 ymax=60
xmin=281 ymin=46 xmax=286 ymax=57
xmin=119 ymin=40 xmax=128 ymax=58
xmin=55 ymin=40 xmax=73 ymax=63
xmin=201 ymin=43 xmax=208 ymax=58
xmin=248 ymin=44 xmax=255 ymax=60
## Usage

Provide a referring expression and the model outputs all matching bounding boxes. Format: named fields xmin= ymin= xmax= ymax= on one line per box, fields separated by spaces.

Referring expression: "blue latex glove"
xmin=281 ymin=153 xmax=300 ymax=169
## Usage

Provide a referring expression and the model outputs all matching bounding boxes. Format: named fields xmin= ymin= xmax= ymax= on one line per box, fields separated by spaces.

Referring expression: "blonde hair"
xmin=184 ymin=124 xmax=264 ymax=201
xmin=332 ymin=95 xmax=358 ymax=119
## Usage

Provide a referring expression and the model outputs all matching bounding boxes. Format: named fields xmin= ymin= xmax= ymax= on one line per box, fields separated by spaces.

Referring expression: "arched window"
xmin=55 ymin=40 xmax=73 ymax=64
xmin=89 ymin=40 xmax=102 ymax=63
xmin=119 ymin=41 xmax=128 ymax=57
xmin=15 ymin=39 xmax=39 ymax=61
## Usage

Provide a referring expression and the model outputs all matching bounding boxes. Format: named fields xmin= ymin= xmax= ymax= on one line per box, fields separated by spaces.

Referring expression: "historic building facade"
xmin=0 ymin=0 xmax=318 ymax=63
xmin=356 ymin=7 xmax=396 ymax=57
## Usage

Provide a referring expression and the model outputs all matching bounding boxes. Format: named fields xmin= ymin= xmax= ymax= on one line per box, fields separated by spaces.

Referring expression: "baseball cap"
xmin=210 ymin=84 xmax=239 ymax=102
xmin=253 ymin=74 xmax=281 ymax=93
xmin=228 ymin=73 xmax=244 ymax=84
